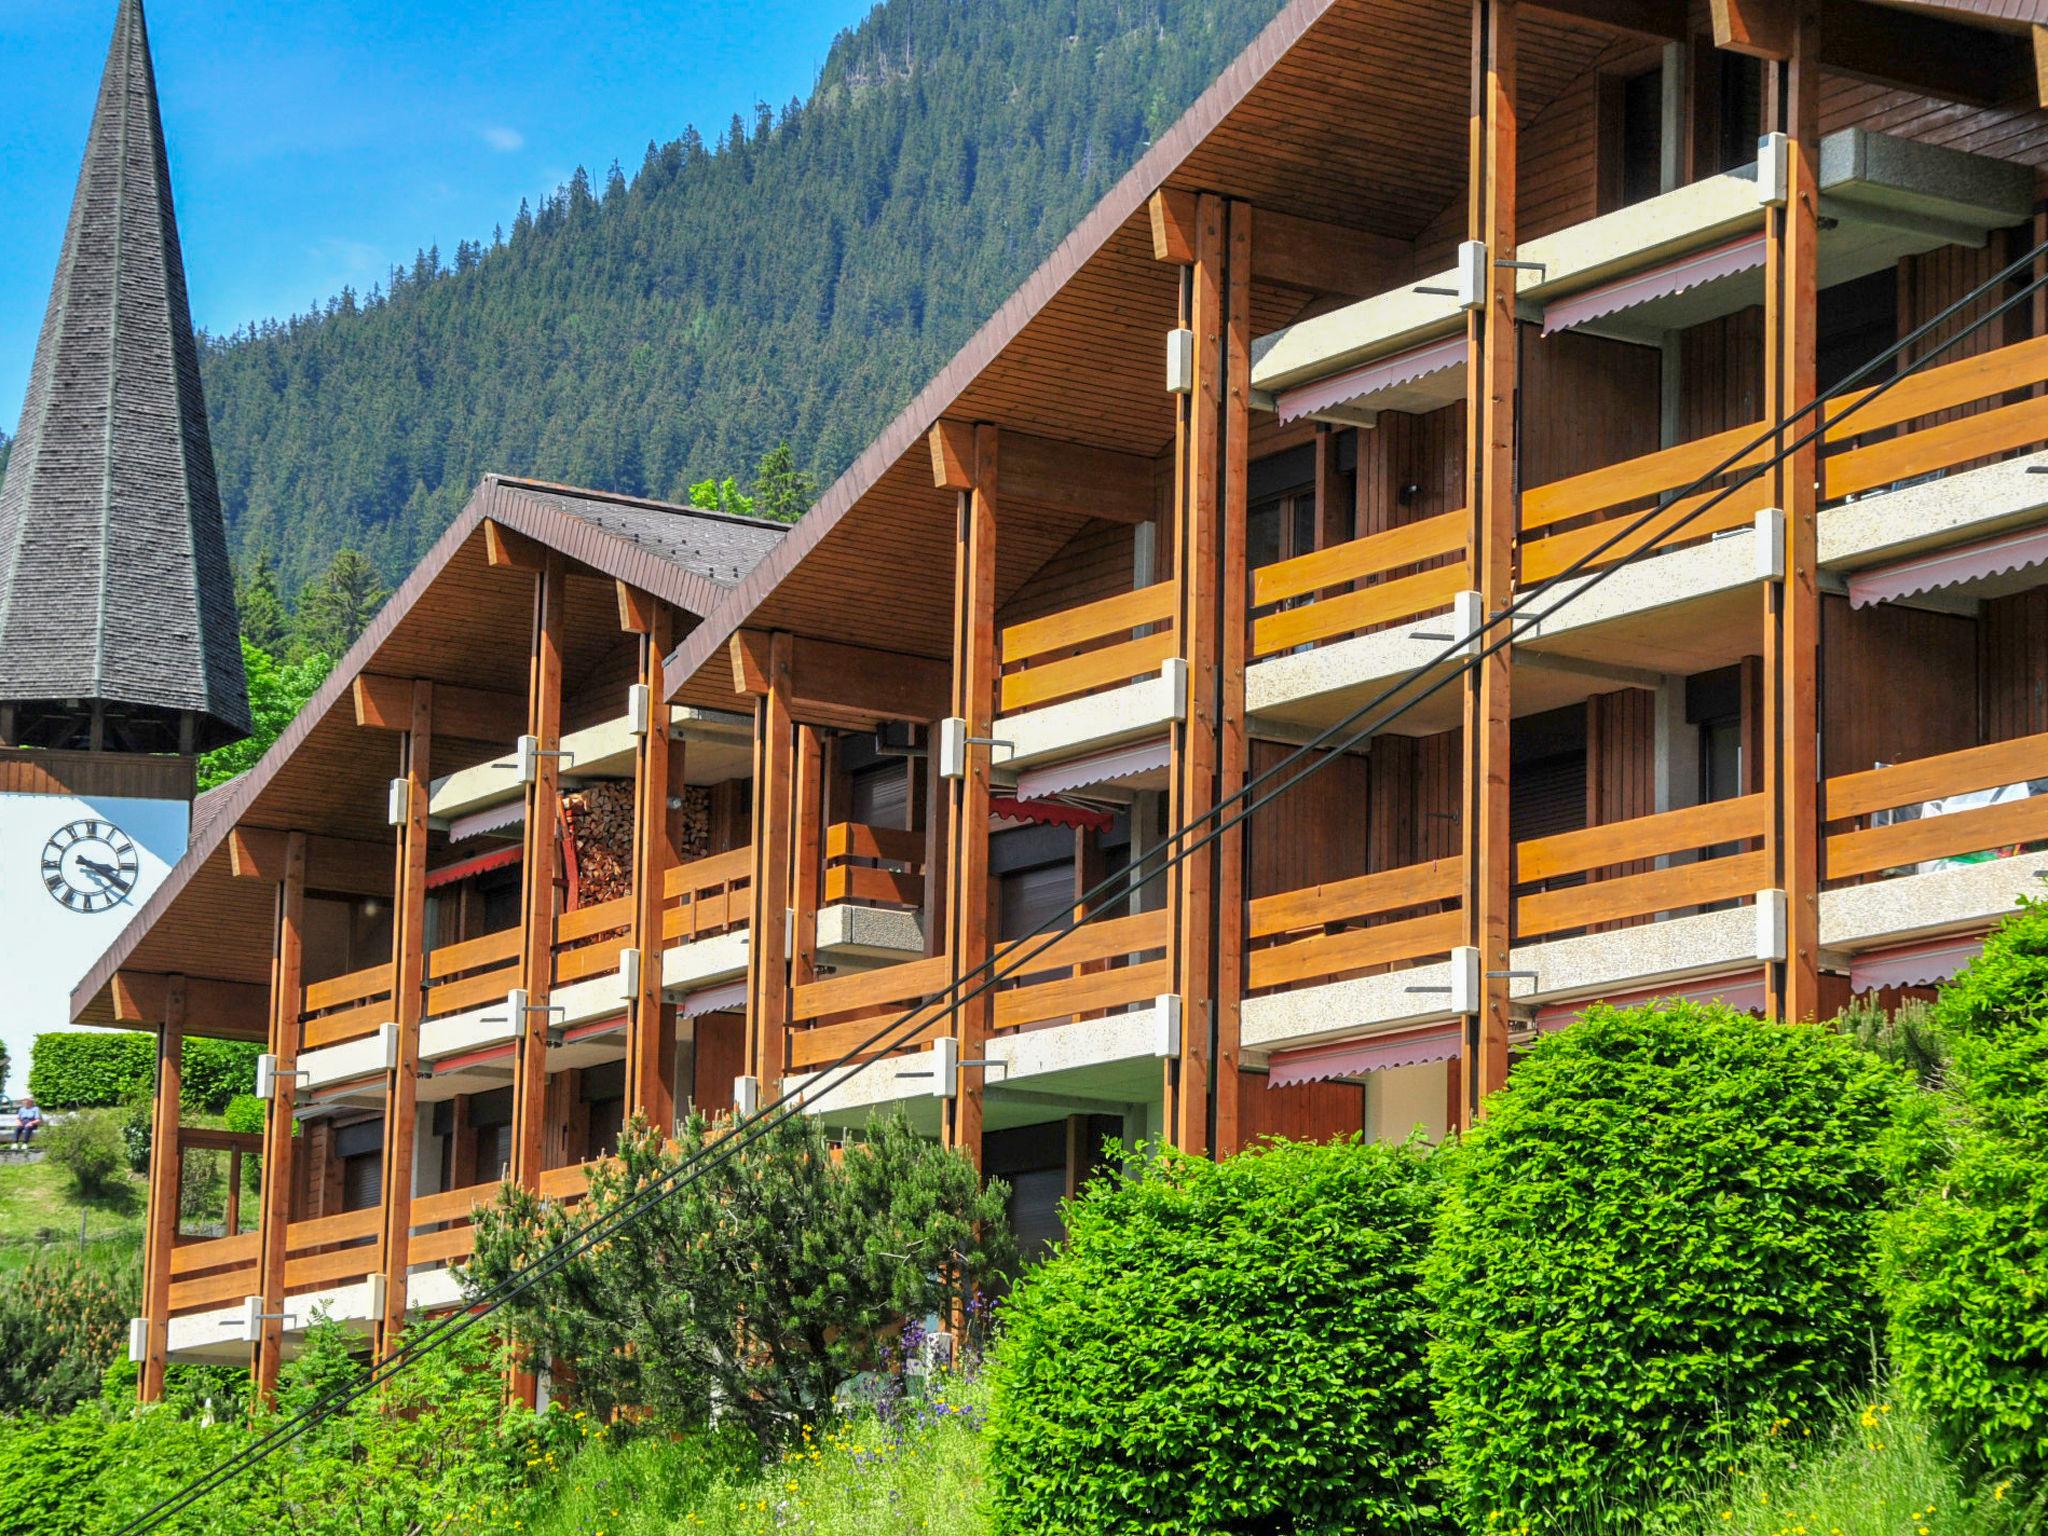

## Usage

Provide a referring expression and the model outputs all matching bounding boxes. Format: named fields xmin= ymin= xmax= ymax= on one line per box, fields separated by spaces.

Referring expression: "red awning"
xmin=1851 ymin=935 xmax=1982 ymax=993
xmin=989 ymin=795 xmax=1115 ymax=832
xmin=1273 ymin=335 xmax=1465 ymax=425
xmin=1268 ymin=1021 xmax=1464 ymax=1087
xmin=425 ymin=845 xmax=522 ymax=890
xmin=1541 ymin=234 xmax=1767 ymax=336
xmin=1848 ymin=523 xmax=2048 ymax=609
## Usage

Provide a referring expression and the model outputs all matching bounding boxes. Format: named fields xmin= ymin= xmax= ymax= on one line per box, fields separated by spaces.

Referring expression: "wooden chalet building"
xmin=76 ymin=0 xmax=2048 ymax=1402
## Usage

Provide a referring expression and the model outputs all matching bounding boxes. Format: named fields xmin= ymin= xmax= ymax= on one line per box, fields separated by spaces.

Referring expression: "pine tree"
xmin=294 ymin=548 xmax=388 ymax=660
xmin=749 ymin=441 xmax=816 ymax=523
xmin=234 ymin=559 xmax=290 ymax=656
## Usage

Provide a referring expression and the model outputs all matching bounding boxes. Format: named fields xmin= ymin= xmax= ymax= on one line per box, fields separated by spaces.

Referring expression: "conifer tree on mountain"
xmin=295 ymin=548 xmax=388 ymax=660
xmin=234 ymin=560 xmax=290 ymax=658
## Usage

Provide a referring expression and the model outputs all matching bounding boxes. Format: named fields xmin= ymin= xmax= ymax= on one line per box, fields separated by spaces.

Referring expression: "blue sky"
xmin=0 ymin=0 xmax=869 ymax=427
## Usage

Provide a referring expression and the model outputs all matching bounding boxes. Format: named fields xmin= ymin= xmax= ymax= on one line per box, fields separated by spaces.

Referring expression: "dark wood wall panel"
xmin=998 ymin=518 xmax=1144 ymax=632
xmin=1586 ymin=688 xmax=1657 ymax=828
xmin=1238 ymin=1070 xmax=1365 ymax=1143
xmin=1521 ymin=330 xmax=1663 ymax=489
xmin=1982 ymin=589 xmax=2048 ymax=744
xmin=1248 ymin=741 xmax=1370 ymax=898
xmin=1822 ymin=595 xmax=1980 ymax=777
xmin=692 ymin=1012 xmax=746 ymax=1117
xmin=1679 ymin=307 xmax=1766 ymax=439
xmin=1355 ymin=403 xmax=1466 ymax=536
xmin=1366 ymin=727 xmax=1462 ymax=872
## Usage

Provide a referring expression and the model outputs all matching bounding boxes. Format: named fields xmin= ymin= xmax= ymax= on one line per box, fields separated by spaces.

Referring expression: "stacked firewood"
xmin=561 ymin=783 xmax=717 ymax=907
xmin=563 ymin=782 xmax=635 ymax=903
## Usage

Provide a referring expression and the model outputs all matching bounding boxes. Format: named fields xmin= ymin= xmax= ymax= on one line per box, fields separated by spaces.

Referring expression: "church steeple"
xmin=0 ymin=0 xmax=248 ymax=753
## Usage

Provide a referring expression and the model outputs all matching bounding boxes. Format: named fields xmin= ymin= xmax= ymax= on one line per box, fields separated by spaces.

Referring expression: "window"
xmin=1818 ymin=268 xmax=1898 ymax=398
xmin=1620 ymin=67 xmax=1666 ymax=208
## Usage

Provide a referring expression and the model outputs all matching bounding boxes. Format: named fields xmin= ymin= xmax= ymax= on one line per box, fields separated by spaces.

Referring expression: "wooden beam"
xmin=1168 ymin=191 xmax=1226 ymax=1157
xmin=1000 ymin=431 xmax=1155 ymax=524
xmin=375 ymin=680 xmax=431 ymax=1358
xmin=1819 ymin=0 xmax=2029 ymax=107
xmin=1464 ymin=0 xmax=1519 ymax=1126
xmin=111 ymin=972 xmax=269 ymax=1039
xmin=137 ymin=978 xmax=183 ymax=1404
xmin=616 ymin=581 xmax=658 ymax=635
xmin=483 ymin=517 xmax=546 ymax=571
xmin=627 ymin=603 xmax=680 ymax=1129
xmin=229 ymin=827 xmax=391 ymax=899
xmin=252 ymin=832 xmax=305 ymax=1407
xmin=745 ymin=633 xmax=797 ymax=1081
xmin=729 ymin=631 xmax=950 ymax=724
xmin=1214 ymin=197 xmax=1253 ymax=1158
xmin=1525 ymin=0 xmax=1683 ymax=39
xmin=355 ymin=674 xmax=524 ymax=743
xmin=2035 ymin=25 xmax=2048 ymax=111
xmin=1149 ymin=188 xmax=1198 ymax=264
xmin=943 ymin=428 xmax=999 ymax=1172
xmin=1711 ymin=0 xmax=1794 ymax=57
xmin=1250 ymin=207 xmax=1410 ymax=299
xmin=928 ymin=419 xmax=976 ymax=491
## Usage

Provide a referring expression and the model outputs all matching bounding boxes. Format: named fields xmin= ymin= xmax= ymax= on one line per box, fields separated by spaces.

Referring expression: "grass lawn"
xmin=0 ymin=1153 xmax=146 ymax=1261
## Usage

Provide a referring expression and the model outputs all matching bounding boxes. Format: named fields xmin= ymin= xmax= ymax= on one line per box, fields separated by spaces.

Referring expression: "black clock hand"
xmin=78 ymin=858 xmax=130 ymax=889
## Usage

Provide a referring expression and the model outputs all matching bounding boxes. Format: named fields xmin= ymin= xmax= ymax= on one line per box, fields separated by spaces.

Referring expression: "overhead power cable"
xmin=115 ymin=233 xmax=2048 ymax=1535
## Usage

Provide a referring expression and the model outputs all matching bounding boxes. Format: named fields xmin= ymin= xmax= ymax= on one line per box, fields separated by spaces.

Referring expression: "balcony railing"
xmin=425 ymin=926 xmax=522 ymax=1021
xmin=788 ymin=954 xmax=952 ymax=1071
xmin=300 ymin=962 xmax=393 ymax=1050
xmin=552 ymin=894 xmax=634 ymax=985
xmin=1246 ymin=857 xmax=1464 ymax=993
xmin=406 ymin=1160 xmax=595 ymax=1271
xmin=823 ymin=822 xmax=925 ymax=910
xmin=1249 ymin=511 xmax=1470 ymax=660
xmin=662 ymin=845 xmax=752 ymax=945
xmin=999 ymin=582 xmax=1175 ymax=714
xmin=1513 ymin=794 xmax=1766 ymax=942
xmin=1822 ymin=332 xmax=2048 ymax=501
xmin=991 ymin=908 xmax=1168 ymax=1031
xmin=1823 ymin=730 xmax=2048 ymax=884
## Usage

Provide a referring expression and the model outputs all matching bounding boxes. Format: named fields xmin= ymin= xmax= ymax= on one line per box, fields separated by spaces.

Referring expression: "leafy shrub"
xmin=1426 ymin=1000 xmax=1912 ymax=1533
xmin=1882 ymin=900 xmax=2048 ymax=1481
xmin=28 ymin=1033 xmax=259 ymax=1112
xmin=0 ymin=1246 xmax=138 ymax=1417
xmin=222 ymin=1094 xmax=267 ymax=1138
xmin=43 ymin=1110 xmax=131 ymax=1200
xmin=986 ymin=1136 xmax=1443 ymax=1535
xmin=468 ymin=1110 xmax=1012 ymax=1449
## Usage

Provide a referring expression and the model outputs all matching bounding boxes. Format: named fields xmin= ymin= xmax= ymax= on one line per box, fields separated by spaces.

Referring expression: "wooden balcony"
xmin=815 ymin=821 xmax=927 ymax=965
xmin=993 ymin=584 xmax=1184 ymax=775
xmin=659 ymin=845 xmax=752 ymax=1003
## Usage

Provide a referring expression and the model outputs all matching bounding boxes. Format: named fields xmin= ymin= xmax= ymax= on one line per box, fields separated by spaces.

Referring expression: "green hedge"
xmin=986 ymin=1137 xmax=1444 ymax=1534
xmin=1425 ymin=1000 xmax=1911 ymax=1533
xmin=1881 ymin=899 xmax=2048 ymax=1480
xmin=29 ymin=1033 xmax=261 ymax=1112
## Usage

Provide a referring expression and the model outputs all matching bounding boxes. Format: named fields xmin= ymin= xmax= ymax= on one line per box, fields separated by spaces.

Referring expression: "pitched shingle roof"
xmin=0 ymin=0 xmax=248 ymax=747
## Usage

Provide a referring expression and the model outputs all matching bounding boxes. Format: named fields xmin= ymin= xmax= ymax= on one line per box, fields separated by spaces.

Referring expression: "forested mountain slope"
xmin=195 ymin=0 xmax=1283 ymax=592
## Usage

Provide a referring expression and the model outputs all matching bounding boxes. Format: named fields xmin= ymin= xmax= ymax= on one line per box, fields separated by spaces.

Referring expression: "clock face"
xmin=41 ymin=818 xmax=140 ymax=914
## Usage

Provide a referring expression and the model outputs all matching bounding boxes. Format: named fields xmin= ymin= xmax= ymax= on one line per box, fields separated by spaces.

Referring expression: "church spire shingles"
xmin=0 ymin=0 xmax=248 ymax=752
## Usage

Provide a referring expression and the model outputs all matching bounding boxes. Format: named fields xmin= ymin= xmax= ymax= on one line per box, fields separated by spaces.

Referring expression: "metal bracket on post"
xmin=1755 ymin=889 xmax=1789 ymax=964
xmin=387 ymin=777 xmax=410 ymax=827
xmin=733 ymin=1075 xmax=761 ymax=1118
xmin=1165 ymin=327 xmax=1195 ymax=394
xmin=1152 ymin=994 xmax=1183 ymax=1059
xmin=1755 ymin=506 xmax=1786 ymax=583
xmin=1756 ymin=132 xmax=1790 ymax=208
xmin=501 ymin=735 xmax=576 ymax=785
xmin=483 ymin=989 xmax=568 ymax=1045
xmin=254 ymin=1054 xmax=310 ymax=1101
xmin=1412 ymin=591 xmax=1487 ymax=655
xmin=1456 ymin=240 xmax=1487 ymax=309
xmin=127 ymin=1317 xmax=148 ymax=1364
xmin=616 ymin=947 xmax=643 ymax=1003
xmin=626 ymin=682 xmax=653 ymax=737
xmin=937 ymin=717 xmax=1014 ymax=780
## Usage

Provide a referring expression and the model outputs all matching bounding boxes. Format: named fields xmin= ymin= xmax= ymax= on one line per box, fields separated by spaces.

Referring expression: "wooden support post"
xmin=790 ymin=726 xmax=825 ymax=991
xmin=375 ymin=681 xmax=432 ymax=1358
xmin=252 ymin=832 xmax=306 ymax=1406
xmin=1762 ymin=0 xmax=1823 ymax=1024
xmin=627 ymin=601 xmax=680 ymax=1131
xmin=942 ymin=424 xmax=998 ymax=1170
xmin=226 ymin=1149 xmax=242 ymax=1236
xmin=745 ymin=633 xmax=796 ymax=1083
xmin=1165 ymin=192 xmax=1225 ymax=1156
xmin=1462 ymin=0 xmax=1519 ymax=1125
xmin=138 ymin=977 xmax=185 ymax=1404
xmin=1214 ymin=197 xmax=1253 ymax=1158
xmin=507 ymin=554 xmax=565 ymax=1406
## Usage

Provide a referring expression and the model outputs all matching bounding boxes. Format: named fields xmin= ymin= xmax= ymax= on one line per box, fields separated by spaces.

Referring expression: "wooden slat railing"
xmin=166 ymin=1232 xmax=262 ymax=1315
xmin=425 ymin=925 xmax=521 ymax=1021
xmin=999 ymin=582 xmax=1175 ymax=714
xmin=823 ymin=821 xmax=925 ymax=909
xmin=662 ymin=845 xmax=752 ymax=944
xmin=788 ymin=953 xmax=954 ymax=1069
xmin=553 ymin=893 xmax=635 ymax=985
xmin=1249 ymin=509 xmax=1469 ymax=659
xmin=991 ymin=908 xmax=1169 ymax=1032
xmin=1514 ymin=793 xmax=1766 ymax=940
xmin=1824 ymin=730 xmax=2048 ymax=882
xmin=300 ymin=960 xmax=393 ymax=1051
xmin=1247 ymin=857 xmax=1464 ymax=992
xmin=1520 ymin=421 xmax=1774 ymax=584
xmin=281 ymin=1206 xmax=382 ymax=1295
xmin=1823 ymin=332 xmax=2048 ymax=501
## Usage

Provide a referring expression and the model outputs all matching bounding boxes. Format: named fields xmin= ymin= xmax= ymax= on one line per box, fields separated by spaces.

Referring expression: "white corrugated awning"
xmin=1267 ymin=1021 xmax=1464 ymax=1087
xmin=1848 ymin=523 xmax=2048 ymax=608
xmin=1541 ymin=234 xmax=1767 ymax=336
xmin=678 ymin=980 xmax=747 ymax=1018
xmin=1272 ymin=336 xmax=1465 ymax=425
xmin=448 ymin=798 xmax=525 ymax=843
xmin=1012 ymin=736 xmax=1172 ymax=801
